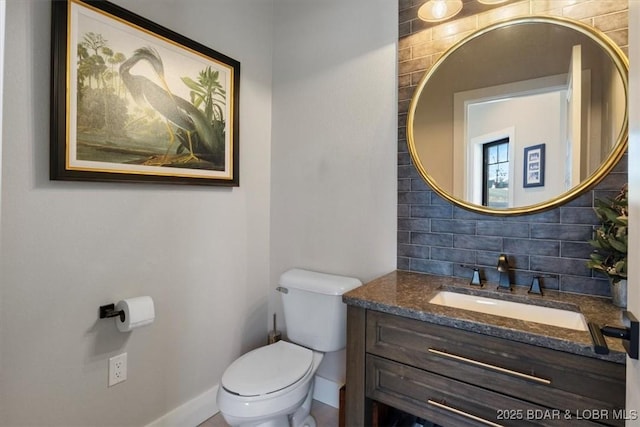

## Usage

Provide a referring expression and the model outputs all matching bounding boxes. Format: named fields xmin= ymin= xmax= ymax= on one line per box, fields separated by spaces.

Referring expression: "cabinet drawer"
xmin=366 ymin=355 xmax=602 ymax=427
xmin=366 ymin=311 xmax=624 ymax=420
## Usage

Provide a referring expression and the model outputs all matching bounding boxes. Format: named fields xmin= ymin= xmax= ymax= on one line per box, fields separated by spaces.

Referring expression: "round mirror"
xmin=407 ymin=16 xmax=628 ymax=215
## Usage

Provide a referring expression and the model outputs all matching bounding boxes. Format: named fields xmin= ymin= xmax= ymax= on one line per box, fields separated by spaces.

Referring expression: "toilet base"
xmin=289 ymin=378 xmax=314 ymax=427
xmin=297 ymin=415 xmax=316 ymax=427
xmin=239 ymin=415 xmax=289 ymax=427
xmin=217 ymin=349 xmax=324 ymax=427
xmin=224 ymin=414 xmax=316 ymax=427
xmin=219 ymin=379 xmax=316 ymax=427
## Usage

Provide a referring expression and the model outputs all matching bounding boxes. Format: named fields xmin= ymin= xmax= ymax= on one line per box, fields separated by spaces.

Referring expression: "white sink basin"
xmin=429 ymin=291 xmax=588 ymax=331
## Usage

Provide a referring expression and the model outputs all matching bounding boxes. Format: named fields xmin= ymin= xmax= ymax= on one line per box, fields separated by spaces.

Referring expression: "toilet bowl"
xmin=216 ymin=268 xmax=362 ymax=427
xmin=217 ymin=341 xmax=323 ymax=427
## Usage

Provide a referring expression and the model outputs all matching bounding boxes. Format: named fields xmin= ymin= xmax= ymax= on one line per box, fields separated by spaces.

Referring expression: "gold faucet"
xmin=497 ymin=254 xmax=512 ymax=291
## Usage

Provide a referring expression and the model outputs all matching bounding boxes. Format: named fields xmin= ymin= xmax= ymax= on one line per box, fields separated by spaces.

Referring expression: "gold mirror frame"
xmin=406 ymin=16 xmax=629 ymax=216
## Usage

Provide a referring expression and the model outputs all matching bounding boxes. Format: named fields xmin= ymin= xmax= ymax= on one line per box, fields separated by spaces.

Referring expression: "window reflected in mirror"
xmin=483 ymin=138 xmax=509 ymax=208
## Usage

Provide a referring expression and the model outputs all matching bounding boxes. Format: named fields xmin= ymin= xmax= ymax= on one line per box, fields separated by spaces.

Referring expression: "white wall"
xmin=0 ymin=0 xmax=398 ymax=425
xmin=627 ymin=0 xmax=640 ymax=421
xmin=0 ymin=0 xmax=274 ymax=425
xmin=269 ymin=0 xmax=398 ymax=334
xmin=0 ymin=0 xmax=5 ymax=419
xmin=467 ymin=91 xmax=566 ymax=207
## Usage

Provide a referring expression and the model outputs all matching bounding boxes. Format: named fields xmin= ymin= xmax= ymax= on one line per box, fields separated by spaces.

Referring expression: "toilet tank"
xmin=279 ymin=269 xmax=361 ymax=352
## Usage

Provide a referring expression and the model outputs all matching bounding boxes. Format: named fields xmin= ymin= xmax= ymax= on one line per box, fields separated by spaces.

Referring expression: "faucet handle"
xmin=470 ymin=269 xmax=482 ymax=287
xmin=459 ymin=264 xmax=483 ymax=287
xmin=528 ymin=276 xmax=543 ymax=295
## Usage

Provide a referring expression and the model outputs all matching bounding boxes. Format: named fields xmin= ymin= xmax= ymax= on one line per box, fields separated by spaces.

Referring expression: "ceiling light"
xmin=418 ymin=0 xmax=463 ymax=22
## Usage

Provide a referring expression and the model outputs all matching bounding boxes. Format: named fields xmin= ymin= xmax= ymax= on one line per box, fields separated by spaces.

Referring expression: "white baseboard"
xmin=145 ymin=377 xmax=340 ymax=426
xmin=312 ymin=376 xmax=343 ymax=409
xmin=146 ymin=384 xmax=219 ymax=427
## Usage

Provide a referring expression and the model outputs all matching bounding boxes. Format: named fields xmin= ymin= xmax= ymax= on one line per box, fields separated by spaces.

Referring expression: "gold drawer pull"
xmin=427 ymin=399 xmax=504 ymax=427
xmin=428 ymin=348 xmax=551 ymax=385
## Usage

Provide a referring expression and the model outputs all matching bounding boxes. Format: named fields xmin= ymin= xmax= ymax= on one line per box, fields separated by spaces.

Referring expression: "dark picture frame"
xmin=51 ymin=0 xmax=240 ymax=186
xmin=523 ymin=143 xmax=545 ymax=188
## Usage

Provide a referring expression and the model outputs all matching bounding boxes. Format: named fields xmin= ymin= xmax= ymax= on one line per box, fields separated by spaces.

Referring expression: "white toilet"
xmin=216 ymin=268 xmax=362 ymax=427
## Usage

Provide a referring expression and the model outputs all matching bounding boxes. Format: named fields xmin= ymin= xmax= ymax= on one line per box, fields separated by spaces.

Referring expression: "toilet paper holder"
xmin=99 ymin=303 xmax=126 ymax=322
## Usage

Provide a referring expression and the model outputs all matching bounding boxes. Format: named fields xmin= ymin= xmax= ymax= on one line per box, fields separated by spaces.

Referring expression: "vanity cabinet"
xmin=346 ymin=307 xmax=625 ymax=427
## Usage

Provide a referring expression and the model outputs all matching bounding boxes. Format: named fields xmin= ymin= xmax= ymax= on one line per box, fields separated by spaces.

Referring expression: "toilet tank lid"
xmin=279 ymin=268 xmax=362 ymax=295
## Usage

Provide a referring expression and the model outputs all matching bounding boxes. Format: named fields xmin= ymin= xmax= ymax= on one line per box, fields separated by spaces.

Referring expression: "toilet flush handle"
xmin=276 ymin=286 xmax=288 ymax=294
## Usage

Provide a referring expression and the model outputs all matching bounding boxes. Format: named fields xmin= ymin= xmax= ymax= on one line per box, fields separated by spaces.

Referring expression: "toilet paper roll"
xmin=115 ymin=296 xmax=155 ymax=332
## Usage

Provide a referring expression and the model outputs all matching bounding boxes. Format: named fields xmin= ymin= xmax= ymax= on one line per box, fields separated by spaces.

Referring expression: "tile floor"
xmin=198 ymin=399 xmax=339 ymax=427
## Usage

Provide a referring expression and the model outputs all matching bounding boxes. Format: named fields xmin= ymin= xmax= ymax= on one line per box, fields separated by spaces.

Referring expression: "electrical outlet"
xmin=108 ymin=353 xmax=127 ymax=387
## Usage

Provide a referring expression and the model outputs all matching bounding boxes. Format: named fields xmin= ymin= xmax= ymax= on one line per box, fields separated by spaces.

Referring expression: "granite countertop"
xmin=343 ymin=270 xmax=627 ymax=364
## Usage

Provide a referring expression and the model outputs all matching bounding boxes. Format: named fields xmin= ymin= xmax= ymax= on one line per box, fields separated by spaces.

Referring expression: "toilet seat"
xmin=221 ymin=341 xmax=313 ymax=397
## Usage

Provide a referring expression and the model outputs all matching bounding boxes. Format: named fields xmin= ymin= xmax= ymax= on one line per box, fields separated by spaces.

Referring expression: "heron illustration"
xmin=119 ymin=47 xmax=221 ymax=164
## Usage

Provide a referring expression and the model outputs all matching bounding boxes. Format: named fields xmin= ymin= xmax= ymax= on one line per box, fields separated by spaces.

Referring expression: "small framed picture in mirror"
xmin=523 ymin=144 xmax=545 ymax=188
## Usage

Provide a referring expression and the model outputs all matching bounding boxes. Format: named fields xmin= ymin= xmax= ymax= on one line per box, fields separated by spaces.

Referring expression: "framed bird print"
xmin=50 ymin=0 xmax=240 ymax=186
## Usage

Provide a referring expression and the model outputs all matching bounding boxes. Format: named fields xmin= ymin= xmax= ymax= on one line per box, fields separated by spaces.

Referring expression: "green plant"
xmin=181 ymin=66 xmax=226 ymax=122
xmin=587 ymin=184 xmax=628 ymax=284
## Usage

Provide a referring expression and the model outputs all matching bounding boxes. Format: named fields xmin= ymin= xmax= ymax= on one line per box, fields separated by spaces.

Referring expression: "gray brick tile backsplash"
xmin=530 ymin=256 xmax=592 ymax=277
xmin=560 ymin=207 xmax=598 ymax=225
xmin=431 ymin=219 xmax=476 ymax=234
xmin=430 ymin=192 xmax=451 ymax=205
xmin=452 ymin=206 xmax=492 ymax=221
xmin=398 ymin=151 xmax=411 ymax=166
xmin=454 ymin=235 xmax=503 ymax=251
xmin=411 ymin=232 xmax=453 ymax=247
xmin=411 ymin=258 xmax=454 ymax=276
xmin=476 ymin=221 xmax=529 ymax=238
xmin=561 ymin=241 xmax=594 ymax=259
xmin=398 ymin=243 xmax=429 ymax=259
xmin=396 ymin=0 xmax=629 ymax=298
xmin=475 ymin=251 xmax=506 ymax=268
xmin=397 ymin=257 xmax=411 ymax=270
xmin=564 ymin=192 xmax=594 ymax=208
xmin=411 ymin=178 xmax=431 ymax=191
xmin=476 ymin=253 xmax=529 ymax=270
xmin=596 ymin=171 xmax=627 ymax=190
xmin=612 ymin=154 xmax=627 ymax=172
xmin=398 ymin=218 xmax=430 ymax=232
xmin=506 ymin=209 xmax=560 ymax=223
xmin=400 ymin=191 xmax=431 ymax=205
xmin=503 ymin=238 xmax=559 ymax=257
xmin=431 ymin=247 xmax=476 ymax=264
xmin=526 ymin=274 xmax=560 ymax=291
xmin=398 ymin=164 xmax=414 ymax=179
xmin=411 ymin=204 xmax=453 ymax=219
xmin=593 ymin=189 xmax=622 ymax=204
xmin=530 ymin=224 xmax=594 ymax=241
xmin=561 ymin=276 xmax=611 ymax=297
